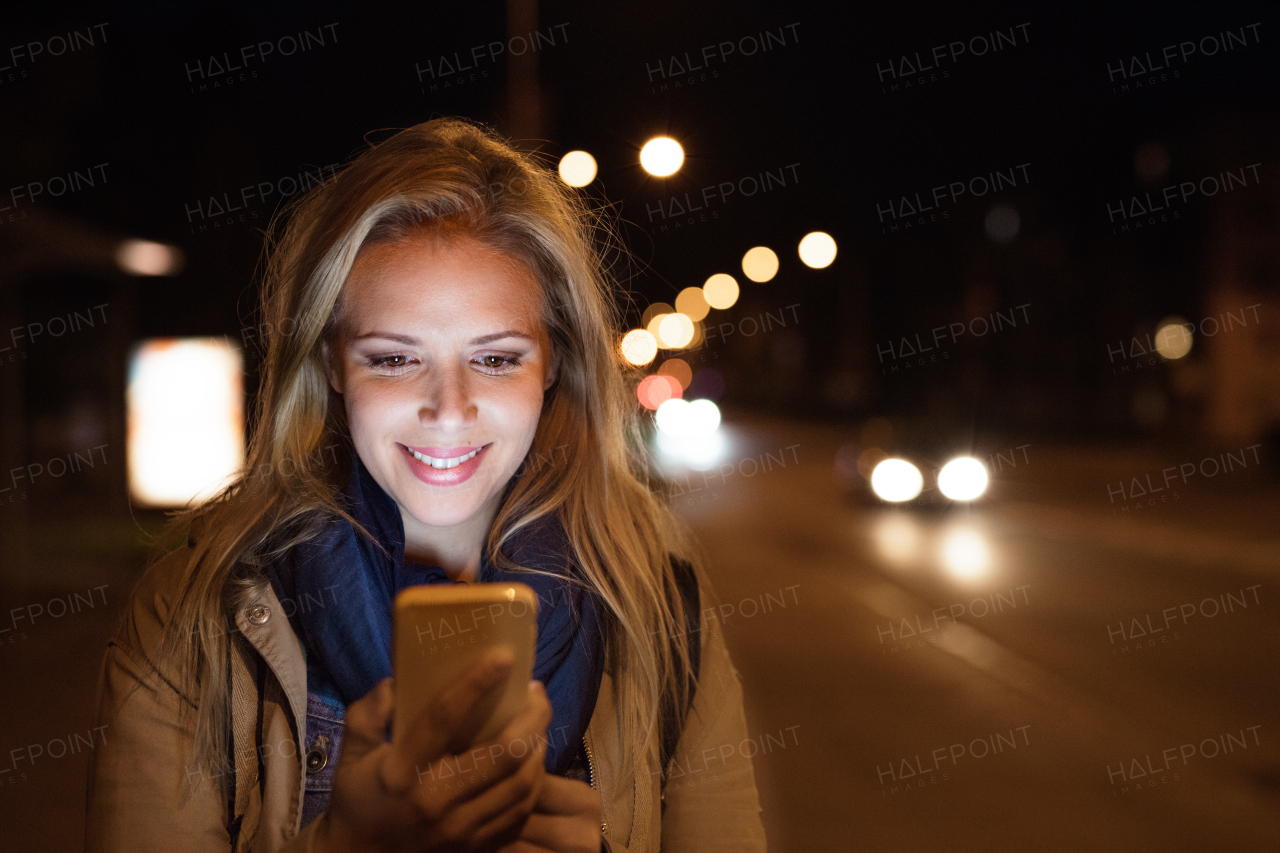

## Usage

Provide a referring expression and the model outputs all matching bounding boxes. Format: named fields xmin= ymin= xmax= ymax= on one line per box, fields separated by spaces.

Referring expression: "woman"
xmin=85 ymin=118 xmax=767 ymax=853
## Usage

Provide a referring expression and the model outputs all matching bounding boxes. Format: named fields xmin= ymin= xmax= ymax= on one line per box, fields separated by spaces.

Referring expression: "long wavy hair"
xmin=151 ymin=117 xmax=709 ymax=797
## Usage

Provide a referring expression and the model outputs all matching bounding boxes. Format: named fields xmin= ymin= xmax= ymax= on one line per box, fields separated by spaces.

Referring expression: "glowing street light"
xmin=657 ymin=312 xmax=695 ymax=349
xmin=558 ymin=150 xmax=598 ymax=187
xmin=675 ymin=286 xmax=710 ymax=321
xmin=703 ymin=273 xmax=739 ymax=309
xmin=640 ymin=137 xmax=684 ymax=176
xmin=742 ymin=246 xmax=778 ymax=282
xmin=798 ymin=231 xmax=837 ymax=268
xmin=620 ymin=329 xmax=658 ymax=366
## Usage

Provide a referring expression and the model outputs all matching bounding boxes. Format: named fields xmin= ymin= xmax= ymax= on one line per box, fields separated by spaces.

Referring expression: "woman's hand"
xmin=313 ymin=648 xmax=554 ymax=853
xmin=496 ymin=774 xmax=604 ymax=853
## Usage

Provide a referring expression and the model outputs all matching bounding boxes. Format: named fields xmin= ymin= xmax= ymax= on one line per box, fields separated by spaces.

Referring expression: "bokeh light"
xmin=984 ymin=205 xmax=1020 ymax=244
xmin=675 ymin=286 xmax=711 ymax=321
xmin=686 ymin=367 xmax=725 ymax=400
xmin=1154 ymin=316 xmax=1193 ymax=360
xmin=703 ymin=273 xmax=740 ymax=309
xmin=686 ymin=398 xmax=721 ymax=434
xmin=637 ymin=374 xmax=681 ymax=410
xmin=873 ymin=513 xmax=922 ymax=566
xmin=742 ymin=246 xmax=779 ymax=282
xmin=641 ymin=302 xmax=675 ymax=327
xmin=798 ymin=232 xmax=837 ymax=268
xmin=620 ymin=329 xmax=658 ymax=366
xmin=940 ymin=528 xmax=991 ymax=579
xmin=640 ymin=137 xmax=683 ymax=176
xmin=684 ymin=319 xmax=706 ymax=349
xmin=657 ymin=358 xmax=692 ymax=389
xmin=655 ymin=398 xmax=690 ymax=435
xmin=655 ymin=398 xmax=720 ymax=437
xmin=646 ymin=313 xmax=668 ymax=341
xmin=870 ymin=459 xmax=923 ymax=502
xmin=657 ymin=312 xmax=695 ymax=348
xmin=937 ymin=457 xmax=990 ymax=501
xmin=128 ymin=337 xmax=243 ymax=507
xmin=116 ymin=239 xmax=185 ymax=276
xmin=653 ymin=398 xmax=723 ymax=470
xmin=558 ymin=150 xmax=598 ymax=187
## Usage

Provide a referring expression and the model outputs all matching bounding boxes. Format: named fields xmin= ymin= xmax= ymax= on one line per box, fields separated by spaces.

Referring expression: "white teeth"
xmin=410 ymin=447 xmax=480 ymax=469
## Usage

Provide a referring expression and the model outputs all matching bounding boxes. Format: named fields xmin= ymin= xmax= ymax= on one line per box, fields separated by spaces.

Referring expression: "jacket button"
xmin=247 ymin=604 xmax=271 ymax=625
xmin=305 ymin=735 xmax=330 ymax=775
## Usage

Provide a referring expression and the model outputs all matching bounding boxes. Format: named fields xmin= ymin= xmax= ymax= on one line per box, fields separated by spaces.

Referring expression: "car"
xmin=834 ymin=416 xmax=1014 ymax=508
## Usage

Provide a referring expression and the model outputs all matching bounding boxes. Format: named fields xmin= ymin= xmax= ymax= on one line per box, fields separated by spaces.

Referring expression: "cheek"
xmin=494 ymin=383 xmax=546 ymax=434
xmin=343 ymin=384 xmax=402 ymax=438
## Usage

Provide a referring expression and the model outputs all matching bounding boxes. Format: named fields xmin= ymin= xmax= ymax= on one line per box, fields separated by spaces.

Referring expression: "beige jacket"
xmin=84 ymin=538 xmax=767 ymax=852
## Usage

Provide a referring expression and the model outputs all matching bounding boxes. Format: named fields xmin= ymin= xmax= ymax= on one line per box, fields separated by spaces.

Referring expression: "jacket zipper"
xmin=582 ymin=733 xmax=608 ymax=834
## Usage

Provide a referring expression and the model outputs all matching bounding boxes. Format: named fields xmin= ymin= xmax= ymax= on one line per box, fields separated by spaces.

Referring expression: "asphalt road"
xmin=669 ymin=412 xmax=1280 ymax=852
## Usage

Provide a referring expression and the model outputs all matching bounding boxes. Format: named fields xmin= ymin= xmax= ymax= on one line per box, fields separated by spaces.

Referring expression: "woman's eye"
xmin=368 ymin=355 xmax=411 ymax=371
xmin=479 ymin=355 xmax=521 ymax=370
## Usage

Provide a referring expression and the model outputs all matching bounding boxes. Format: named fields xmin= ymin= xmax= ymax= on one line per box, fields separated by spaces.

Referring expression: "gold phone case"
xmin=392 ymin=583 xmax=539 ymax=747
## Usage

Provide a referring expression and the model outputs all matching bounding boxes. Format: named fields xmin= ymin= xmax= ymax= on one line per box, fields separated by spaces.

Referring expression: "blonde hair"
xmin=153 ymin=117 xmax=708 ymax=794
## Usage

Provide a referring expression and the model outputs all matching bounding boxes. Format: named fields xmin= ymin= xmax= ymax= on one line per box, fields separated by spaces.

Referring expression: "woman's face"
xmin=325 ymin=233 xmax=557 ymax=536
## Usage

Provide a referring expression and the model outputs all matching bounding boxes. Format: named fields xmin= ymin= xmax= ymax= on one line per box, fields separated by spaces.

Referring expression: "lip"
xmin=401 ymin=443 xmax=490 ymax=487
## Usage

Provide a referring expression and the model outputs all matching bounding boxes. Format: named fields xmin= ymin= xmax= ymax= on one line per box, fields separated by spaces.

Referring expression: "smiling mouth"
xmin=406 ymin=446 xmax=485 ymax=469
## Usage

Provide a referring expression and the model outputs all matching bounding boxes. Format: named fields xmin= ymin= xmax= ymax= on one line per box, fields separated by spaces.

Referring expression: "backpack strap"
xmin=659 ymin=556 xmax=701 ymax=813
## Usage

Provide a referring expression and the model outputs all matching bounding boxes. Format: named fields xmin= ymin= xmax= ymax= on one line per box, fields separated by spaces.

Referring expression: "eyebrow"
xmin=351 ymin=330 xmax=536 ymax=346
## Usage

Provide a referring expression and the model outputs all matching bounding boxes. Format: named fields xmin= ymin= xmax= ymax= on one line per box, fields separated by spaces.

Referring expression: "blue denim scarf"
xmin=266 ymin=449 xmax=605 ymax=776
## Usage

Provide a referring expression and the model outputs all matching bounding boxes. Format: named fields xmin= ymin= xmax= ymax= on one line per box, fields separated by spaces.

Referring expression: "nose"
xmin=418 ymin=363 xmax=478 ymax=432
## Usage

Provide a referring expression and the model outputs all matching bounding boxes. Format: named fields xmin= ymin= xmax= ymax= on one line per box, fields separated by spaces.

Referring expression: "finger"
xmin=440 ymin=736 xmax=547 ymax=845
xmin=432 ymin=647 xmax=518 ymax=754
xmin=461 ymin=681 xmax=553 ymax=783
xmin=406 ymin=679 xmax=550 ymax=819
xmin=385 ymin=649 xmax=515 ymax=789
xmin=488 ymin=681 xmax=553 ymax=760
xmin=446 ymin=734 xmax=545 ymax=823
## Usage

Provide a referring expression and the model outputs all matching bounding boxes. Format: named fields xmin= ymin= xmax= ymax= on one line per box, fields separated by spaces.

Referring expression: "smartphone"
xmin=391 ymin=582 xmax=539 ymax=748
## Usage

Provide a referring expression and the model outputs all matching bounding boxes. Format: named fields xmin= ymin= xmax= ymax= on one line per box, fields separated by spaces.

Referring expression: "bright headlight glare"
xmin=938 ymin=457 xmax=989 ymax=501
xmin=870 ymin=459 xmax=923 ymax=502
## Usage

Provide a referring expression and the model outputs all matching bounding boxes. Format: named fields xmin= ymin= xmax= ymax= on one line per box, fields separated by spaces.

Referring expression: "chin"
xmin=397 ymin=491 xmax=487 ymax=530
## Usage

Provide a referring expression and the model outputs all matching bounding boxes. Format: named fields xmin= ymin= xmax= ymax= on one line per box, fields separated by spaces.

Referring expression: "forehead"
xmin=340 ymin=234 xmax=544 ymax=329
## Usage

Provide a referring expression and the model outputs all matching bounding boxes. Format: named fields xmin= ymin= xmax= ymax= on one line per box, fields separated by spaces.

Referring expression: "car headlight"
xmin=870 ymin=458 xmax=924 ymax=502
xmin=937 ymin=457 xmax=989 ymax=501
